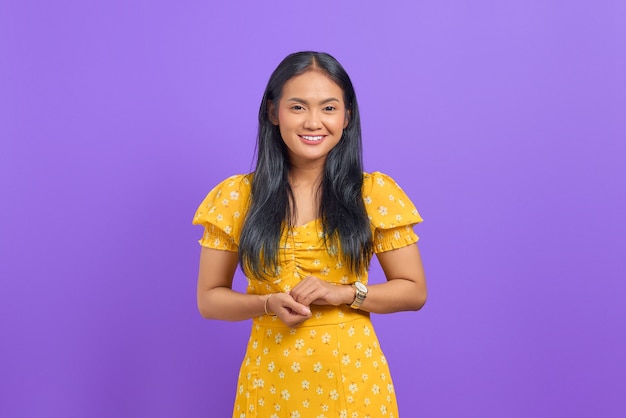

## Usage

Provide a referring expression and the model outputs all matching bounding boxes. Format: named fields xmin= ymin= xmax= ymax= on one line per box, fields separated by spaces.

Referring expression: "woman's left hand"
xmin=290 ymin=275 xmax=354 ymax=307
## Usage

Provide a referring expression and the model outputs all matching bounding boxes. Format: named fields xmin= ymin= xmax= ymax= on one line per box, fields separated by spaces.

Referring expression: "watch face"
xmin=354 ymin=282 xmax=367 ymax=293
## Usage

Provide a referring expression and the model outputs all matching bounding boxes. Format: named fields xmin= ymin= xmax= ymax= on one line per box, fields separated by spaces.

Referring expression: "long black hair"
xmin=239 ymin=51 xmax=372 ymax=279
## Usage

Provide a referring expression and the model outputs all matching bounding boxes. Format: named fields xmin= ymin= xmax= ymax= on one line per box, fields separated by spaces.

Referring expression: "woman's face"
xmin=270 ymin=70 xmax=349 ymax=168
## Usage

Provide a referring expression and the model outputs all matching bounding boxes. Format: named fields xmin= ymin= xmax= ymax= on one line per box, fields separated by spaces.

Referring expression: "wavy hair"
xmin=239 ymin=51 xmax=372 ymax=279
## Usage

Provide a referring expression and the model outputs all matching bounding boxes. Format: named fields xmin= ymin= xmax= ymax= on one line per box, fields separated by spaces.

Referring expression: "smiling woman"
xmin=192 ymin=51 xmax=427 ymax=417
xmin=269 ymin=71 xmax=349 ymax=168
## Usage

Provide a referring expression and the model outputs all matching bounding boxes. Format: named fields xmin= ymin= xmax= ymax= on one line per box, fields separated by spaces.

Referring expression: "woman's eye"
xmin=323 ymin=106 xmax=336 ymax=111
xmin=291 ymin=105 xmax=304 ymax=110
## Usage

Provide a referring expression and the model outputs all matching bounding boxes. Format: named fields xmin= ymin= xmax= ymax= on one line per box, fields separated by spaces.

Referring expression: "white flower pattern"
xmin=192 ymin=172 xmax=421 ymax=417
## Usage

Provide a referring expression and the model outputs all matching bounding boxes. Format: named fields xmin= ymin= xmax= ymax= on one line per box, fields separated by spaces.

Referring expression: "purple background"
xmin=1 ymin=1 xmax=625 ymax=417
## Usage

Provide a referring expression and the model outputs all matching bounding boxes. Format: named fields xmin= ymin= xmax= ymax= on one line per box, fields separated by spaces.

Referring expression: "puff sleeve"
xmin=362 ymin=171 xmax=423 ymax=253
xmin=192 ymin=174 xmax=252 ymax=251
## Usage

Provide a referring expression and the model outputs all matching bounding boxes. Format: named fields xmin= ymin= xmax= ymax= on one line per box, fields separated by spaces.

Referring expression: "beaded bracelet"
xmin=264 ymin=294 xmax=276 ymax=316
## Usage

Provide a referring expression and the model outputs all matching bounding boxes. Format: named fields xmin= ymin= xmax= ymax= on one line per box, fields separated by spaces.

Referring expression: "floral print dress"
xmin=193 ymin=172 xmax=423 ymax=418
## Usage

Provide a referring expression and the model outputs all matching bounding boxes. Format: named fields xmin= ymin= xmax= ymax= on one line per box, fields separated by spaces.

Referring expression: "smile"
xmin=299 ymin=135 xmax=325 ymax=142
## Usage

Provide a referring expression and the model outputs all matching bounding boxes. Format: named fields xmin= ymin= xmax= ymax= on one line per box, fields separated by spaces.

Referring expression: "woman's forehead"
xmin=281 ymin=71 xmax=344 ymax=101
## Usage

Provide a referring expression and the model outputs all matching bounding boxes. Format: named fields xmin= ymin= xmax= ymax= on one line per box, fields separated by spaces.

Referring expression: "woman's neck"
xmin=288 ymin=163 xmax=324 ymax=189
xmin=287 ymin=163 xmax=324 ymax=226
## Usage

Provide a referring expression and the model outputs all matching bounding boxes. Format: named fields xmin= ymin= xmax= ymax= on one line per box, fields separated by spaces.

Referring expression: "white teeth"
xmin=301 ymin=135 xmax=323 ymax=141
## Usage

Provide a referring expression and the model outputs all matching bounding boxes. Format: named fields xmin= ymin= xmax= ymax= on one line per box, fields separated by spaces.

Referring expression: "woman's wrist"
xmin=344 ymin=284 xmax=357 ymax=305
xmin=264 ymin=293 xmax=277 ymax=316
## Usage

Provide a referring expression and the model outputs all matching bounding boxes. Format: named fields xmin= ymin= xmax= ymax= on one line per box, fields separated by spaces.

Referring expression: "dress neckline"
xmin=291 ymin=218 xmax=320 ymax=229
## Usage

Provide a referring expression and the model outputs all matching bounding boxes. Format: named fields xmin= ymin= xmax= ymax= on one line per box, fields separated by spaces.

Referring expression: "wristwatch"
xmin=350 ymin=282 xmax=368 ymax=309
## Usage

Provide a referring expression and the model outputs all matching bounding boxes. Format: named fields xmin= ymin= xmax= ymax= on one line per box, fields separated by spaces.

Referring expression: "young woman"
xmin=193 ymin=51 xmax=427 ymax=417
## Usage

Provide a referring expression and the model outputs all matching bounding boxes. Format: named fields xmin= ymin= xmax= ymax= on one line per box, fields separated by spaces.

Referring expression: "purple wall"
xmin=2 ymin=1 xmax=625 ymax=417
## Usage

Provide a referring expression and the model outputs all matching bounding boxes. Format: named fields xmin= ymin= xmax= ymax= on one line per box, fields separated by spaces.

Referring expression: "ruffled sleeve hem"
xmin=363 ymin=171 xmax=423 ymax=253
xmin=198 ymin=224 xmax=238 ymax=252
xmin=192 ymin=174 xmax=252 ymax=251
xmin=373 ymin=225 xmax=419 ymax=253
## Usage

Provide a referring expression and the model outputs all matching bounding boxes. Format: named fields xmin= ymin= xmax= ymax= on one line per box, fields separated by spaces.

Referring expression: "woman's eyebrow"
xmin=286 ymin=97 xmax=341 ymax=105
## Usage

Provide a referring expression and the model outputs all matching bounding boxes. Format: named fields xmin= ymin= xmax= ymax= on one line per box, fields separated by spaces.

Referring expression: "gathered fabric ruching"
xmin=193 ymin=171 xmax=422 ymax=418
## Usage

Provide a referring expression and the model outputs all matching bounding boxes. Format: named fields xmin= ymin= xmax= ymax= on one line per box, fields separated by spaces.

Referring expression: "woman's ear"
xmin=268 ymin=101 xmax=279 ymax=125
xmin=343 ymin=109 xmax=351 ymax=129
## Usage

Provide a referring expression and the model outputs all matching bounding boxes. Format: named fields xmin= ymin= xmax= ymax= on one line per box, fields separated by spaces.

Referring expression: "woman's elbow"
xmin=197 ymin=297 xmax=217 ymax=320
xmin=412 ymin=291 xmax=427 ymax=311
xmin=409 ymin=282 xmax=427 ymax=311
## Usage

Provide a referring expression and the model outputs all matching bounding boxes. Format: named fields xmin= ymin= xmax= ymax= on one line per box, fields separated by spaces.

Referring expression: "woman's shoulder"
xmin=212 ymin=173 xmax=253 ymax=193
xmin=192 ymin=173 xmax=253 ymax=227
xmin=362 ymin=171 xmax=404 ymax=192
xmin=362 ymin=171 xmax=422 ymax=230
xmin=199 ymin=173 xmax=252 ymax=207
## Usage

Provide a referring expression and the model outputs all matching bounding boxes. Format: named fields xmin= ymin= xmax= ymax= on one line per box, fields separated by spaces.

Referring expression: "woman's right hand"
xmin=196 ymin=247 xmax=312 ymax=325
xmin=267 ymin=293 xmax=312 ymax=328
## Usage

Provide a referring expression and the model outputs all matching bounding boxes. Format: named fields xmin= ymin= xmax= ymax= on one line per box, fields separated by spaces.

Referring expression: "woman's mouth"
xmin=299 ymin=135 xmax=325 ymax=142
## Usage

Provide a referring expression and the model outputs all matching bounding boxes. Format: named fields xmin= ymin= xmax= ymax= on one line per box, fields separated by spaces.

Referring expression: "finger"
xmin=283 ymin=293 xmax=313 ymax=315
xmin=291 ymin=278 xmax=321 ymax=301
xmin=278 ymin=297 xmax=311 ymax=316
xmin=291 ymin=275 xmax=316 ymax=291
xmin=291 ymin=289 xmax=314 ymax=306
xmin=269 ymin=293 xmax=308 ymax=315
xmin=303 ymin=288 xmax=325 ymax=306
xmin=278 ymin=309 xmax=311 ymax=328
xmin=294 ymin=281 xmax=330 ymax=305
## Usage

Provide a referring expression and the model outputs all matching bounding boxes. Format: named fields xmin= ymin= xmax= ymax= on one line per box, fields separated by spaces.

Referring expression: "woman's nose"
xmin=303 ymin=111 xmax=321 ymax=130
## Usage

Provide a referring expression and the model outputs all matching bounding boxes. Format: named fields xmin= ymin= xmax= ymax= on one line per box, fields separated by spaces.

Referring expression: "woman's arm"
xmin=289 ymin=243 xmax=427 ymax=314
xmin=197 ymin=247 xmax=312 ymax=326
xmin=360 ymin=243 xmax=427 ymax=313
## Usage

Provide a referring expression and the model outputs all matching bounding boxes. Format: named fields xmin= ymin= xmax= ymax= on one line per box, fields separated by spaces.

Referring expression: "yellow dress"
xmin=193 ymin=172 xmax=423 ymax=418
